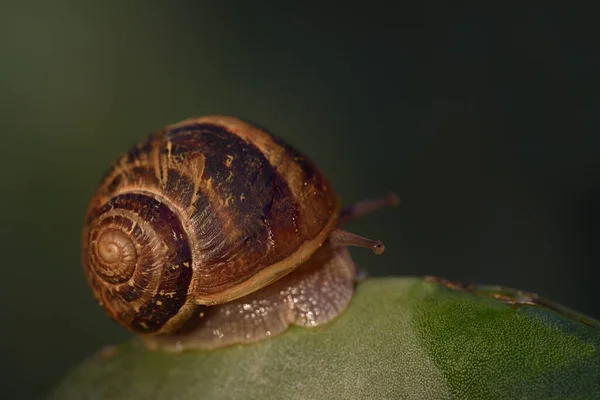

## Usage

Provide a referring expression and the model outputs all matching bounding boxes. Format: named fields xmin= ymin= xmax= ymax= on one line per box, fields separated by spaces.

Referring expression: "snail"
xmin=81 ymin=116 xmax=398 ymax=351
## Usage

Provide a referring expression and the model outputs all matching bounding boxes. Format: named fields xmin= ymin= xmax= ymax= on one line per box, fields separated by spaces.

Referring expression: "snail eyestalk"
xmin=338 ymin=192 xmax=400 ymax=227
xmin=329 ymin=229 xmax=385 ymax=255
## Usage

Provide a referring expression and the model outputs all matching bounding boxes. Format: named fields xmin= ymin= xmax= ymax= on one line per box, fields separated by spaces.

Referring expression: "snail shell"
xmin=82 ymin=116 xmax=338 ymax=334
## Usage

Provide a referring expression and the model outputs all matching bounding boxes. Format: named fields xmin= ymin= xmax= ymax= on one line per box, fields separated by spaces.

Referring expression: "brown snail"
xmin=81 ymin=116 xmax=398 ymax=351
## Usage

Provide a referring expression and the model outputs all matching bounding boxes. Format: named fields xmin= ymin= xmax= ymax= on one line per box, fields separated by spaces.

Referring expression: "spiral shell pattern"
xmin=83 ymin=193 xmax=194 ymax=333
xmin=82 ymin=116 xmax=339 ymax=334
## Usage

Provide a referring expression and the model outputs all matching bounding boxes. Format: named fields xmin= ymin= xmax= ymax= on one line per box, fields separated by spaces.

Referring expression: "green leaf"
xmin=49 ymin=278 xmax=600 ymax=399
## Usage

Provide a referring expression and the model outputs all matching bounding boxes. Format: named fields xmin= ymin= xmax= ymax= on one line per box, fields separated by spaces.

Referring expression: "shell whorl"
xmin=92 ymin=228 xmax=137 ymax=283
xmin=82 ymin=116 xmax=339 ymax=334
xmin=83 ymin=193 xmax=195 ymax=334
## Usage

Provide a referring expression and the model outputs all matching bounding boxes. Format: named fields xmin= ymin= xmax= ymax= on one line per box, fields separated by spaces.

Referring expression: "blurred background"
xmin=1 ymin=2 xmax=598 ymax=398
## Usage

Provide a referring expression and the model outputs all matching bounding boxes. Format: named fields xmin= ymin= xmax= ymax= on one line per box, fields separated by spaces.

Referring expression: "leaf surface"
xmin=49 ymin=278 xmax=600 ymax=399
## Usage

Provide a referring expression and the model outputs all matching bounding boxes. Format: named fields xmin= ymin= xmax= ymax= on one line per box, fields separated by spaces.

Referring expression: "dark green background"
xmin=1 ymin=3 xmax=598 ymax=398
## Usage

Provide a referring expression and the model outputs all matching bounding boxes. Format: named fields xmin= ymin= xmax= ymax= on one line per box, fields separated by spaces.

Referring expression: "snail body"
xmin=82 ymin=116 xmax=397 ymax=350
